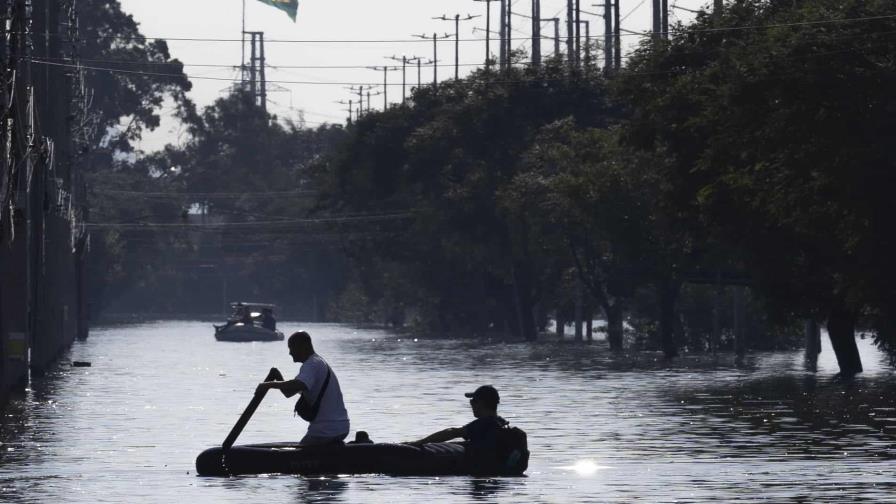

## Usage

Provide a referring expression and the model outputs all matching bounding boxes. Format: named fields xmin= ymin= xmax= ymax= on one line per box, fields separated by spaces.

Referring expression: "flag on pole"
xmin=257 ymin=0 xmax=299 ymax=22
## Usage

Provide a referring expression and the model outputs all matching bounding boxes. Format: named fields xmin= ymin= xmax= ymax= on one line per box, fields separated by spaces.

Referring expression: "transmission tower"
xmin=242 ymin=31 xmax=268 ymax=111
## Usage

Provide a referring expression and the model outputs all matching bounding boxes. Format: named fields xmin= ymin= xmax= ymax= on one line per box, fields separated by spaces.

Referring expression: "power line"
xmin=24 ymin=22 xmax=896 ymax=76
xmin=28 ymin=30 xmax=896 ymax=88
xmin=27 ymin=55 xmax=510 ymax=69
xmin=93 ymin=189 xmax=318 ymax=197
xmin=19 ymin=13 xmax=896 ymax=45
xmin=621 ymin=0 xmax=650 ymax=23
xmin=85 ymin=212 xmax=415 ymax=229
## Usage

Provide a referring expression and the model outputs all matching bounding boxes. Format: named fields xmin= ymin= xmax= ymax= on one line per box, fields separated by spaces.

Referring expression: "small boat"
xmin=195 ymin=440 xmax=529 ymax=477
xmin=214 ymin=302 xmax=284 ymax=342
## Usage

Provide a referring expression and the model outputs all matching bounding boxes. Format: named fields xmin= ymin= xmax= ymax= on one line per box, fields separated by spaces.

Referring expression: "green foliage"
xmin=318 ymin=0 xmax=896 ymax=364
xmin=79 ymin=0 xmax=195 ymax=151
xmin=619 ymin=0 xmax=896 ymax=344
xmin=320 ymin=64 xmax=618 ymax=337
xmin=83 ymin=0 xmax=896 ymax=366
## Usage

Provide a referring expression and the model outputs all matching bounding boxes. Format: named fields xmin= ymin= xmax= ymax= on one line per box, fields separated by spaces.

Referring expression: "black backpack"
xmin=495 ymin=425 xmax=529 ymax=474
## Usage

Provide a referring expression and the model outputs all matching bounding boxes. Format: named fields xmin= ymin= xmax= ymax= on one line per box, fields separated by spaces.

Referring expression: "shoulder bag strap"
xmin=309 ymin=365 xmax=332 ymax=415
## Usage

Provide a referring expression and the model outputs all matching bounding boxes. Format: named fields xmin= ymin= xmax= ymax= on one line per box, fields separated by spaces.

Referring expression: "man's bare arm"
xmin=256 ymin=379 xmax=307 ymax=398
xmin=408 ymin=427 xmax=465 ymax=446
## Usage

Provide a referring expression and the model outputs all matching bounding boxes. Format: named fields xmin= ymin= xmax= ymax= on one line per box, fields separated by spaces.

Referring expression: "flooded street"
xmin=1 ymin=321 xmax=894 ymax=503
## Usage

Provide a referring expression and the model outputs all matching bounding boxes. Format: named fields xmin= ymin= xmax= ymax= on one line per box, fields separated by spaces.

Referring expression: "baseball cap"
xmin=464 ymin=385 xmax=500 ymax=406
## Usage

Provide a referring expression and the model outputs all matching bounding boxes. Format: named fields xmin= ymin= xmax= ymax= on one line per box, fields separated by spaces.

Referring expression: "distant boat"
xmin=214 ymin=302 xmax=284 ymax=342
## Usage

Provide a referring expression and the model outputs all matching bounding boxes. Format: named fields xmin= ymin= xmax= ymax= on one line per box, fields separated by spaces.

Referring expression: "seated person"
xmin=260 ymin=308 xmax=276 ymax=331
xmin=239 ymin=308 xmax=254 ymax=326
xmin=221 ymin=307 xmax=244 ymax=330
xmin=408 ymin=385 xmax=508 ymax=449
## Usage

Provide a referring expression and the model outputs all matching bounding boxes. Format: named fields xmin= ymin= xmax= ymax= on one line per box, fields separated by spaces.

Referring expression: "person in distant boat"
xmin=239 ymin=307 xmax=254 ymax=326
xmin=260 ymin=308 xmax=276 ymax=331
xmin=408 ymin=385 xmax=508 ymax=449
xmin=223 ymin=305 xmax=252 ymax=330
xmin=255 ymin=331 xmax=350 ymax=446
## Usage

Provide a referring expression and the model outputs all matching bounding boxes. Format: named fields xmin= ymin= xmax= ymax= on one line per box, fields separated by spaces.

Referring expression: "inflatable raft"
xmin=195 ymin=441 xmax=529 ymax=477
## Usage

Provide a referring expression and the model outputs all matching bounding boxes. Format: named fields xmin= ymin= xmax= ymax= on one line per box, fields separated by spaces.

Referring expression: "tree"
xmin=618 ymin=0 xmax=896 ymax=374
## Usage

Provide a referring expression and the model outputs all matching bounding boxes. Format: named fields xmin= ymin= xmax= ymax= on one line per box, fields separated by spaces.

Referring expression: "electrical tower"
xmin=242 ymin=31 xmax=268 ymax=111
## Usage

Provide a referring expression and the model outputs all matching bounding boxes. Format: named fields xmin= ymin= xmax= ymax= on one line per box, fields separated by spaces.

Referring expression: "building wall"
xmin=1 ymin=0 xmax=89 ymax=405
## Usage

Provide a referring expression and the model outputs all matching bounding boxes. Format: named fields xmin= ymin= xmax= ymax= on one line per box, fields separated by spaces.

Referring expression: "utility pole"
xmin=531 ymin=0 xmax=542 ymax=67
xmin=566 ymin=0 xmax=575 ymax=67
xmin=714 ymin=0 xmax=723 ymax=18
xmin=434 ymin=14 xmax=480 ymax=80
xmin=370 ymin=66 xmax=398 ymax=109
xmin=601 ymin=1 xmax=612 ymax=71
xmin=506 ymin=0 xmax=512 ymax=67
xmin=575 ymin=0 xmax=581 ymax=68
xmin=245 ymin=31 xmax=267 ymax=110
xmin=335 ymin=99 xmax=353 ymax=123
xmin=258 ymin=32 xmax=267 ymax=111
xmin=614 ymin=0 xmax=621 ymax=68
xmin=577 ymin=20 xmax=591 ymax=70
xmin=417 ymin=59 xmax=427 ymax=88
xmin=414 ymin=33 xmax=452 ymax=87
xmin=662 ymin=0 xmax=669 ymax=39
xmin=653 ymin=0 xmax=661 ymax=38
xmin=359 ymin=86 xmax=364 ymax=115
xmin=388 ymin=55 xmax=421 ymax=103
xmin=249 ymin=32 xmax=257 ymax=98
xmin=473 ymin=0 xmax=499 ymax=69
xmin=548 ymin=18 xmax=561 ymax=57
xmin=345 ymin=85 xmax=365 ymax=117
xmin=499 ymin=0 xmax=507 ymax=69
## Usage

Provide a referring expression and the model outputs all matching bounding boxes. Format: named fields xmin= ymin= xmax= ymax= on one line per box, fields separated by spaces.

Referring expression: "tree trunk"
xmin=826 ymin=307 xmax=862 ymax=377
xmin=556 ymin=311 xmax=565 ymax=340
xmin=574 ymin=280 xmax=583 ymax=342
xmin=658 ymin=280 xmax=679 ymax=359
xmin=534 ymin=302 xmax=548 ymax=334
xmin=804 ymin=319 xmax=821 ymax=372
xmin=733 ymin=287 xmax=745 ymax=357
xmin=605 ymin=302 xmax=623 ymax=351
xmin=711 ymin=277 xmax=722 ymax=354
xmin=586 ymin=310 xmax=594 ymax=343
xmin=511 ymin=264 xmax=537 ymax=341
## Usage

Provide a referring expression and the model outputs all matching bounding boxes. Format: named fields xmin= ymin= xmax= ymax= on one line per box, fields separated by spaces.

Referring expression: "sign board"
xmin=7 ymin=332 xmax=26 ymax=361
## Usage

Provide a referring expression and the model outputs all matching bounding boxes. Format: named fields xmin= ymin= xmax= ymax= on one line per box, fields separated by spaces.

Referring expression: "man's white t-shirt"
xmin=296 ymin=353 xmax=350 ymax=438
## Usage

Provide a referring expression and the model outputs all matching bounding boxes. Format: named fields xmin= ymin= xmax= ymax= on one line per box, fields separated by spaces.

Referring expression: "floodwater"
xmin=1 ymin=321 xmax=894 ymax=503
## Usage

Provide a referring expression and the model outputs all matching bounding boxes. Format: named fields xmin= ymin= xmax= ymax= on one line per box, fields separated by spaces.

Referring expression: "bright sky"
xmin=118 ymin=0 xmax=705 ymax=152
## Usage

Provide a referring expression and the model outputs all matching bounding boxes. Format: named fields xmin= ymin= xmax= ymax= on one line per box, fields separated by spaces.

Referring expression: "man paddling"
xmin=409 ymin=385 xmax=508 ymax=448
xmin=255 ymin=331 xmax=350 ymax=445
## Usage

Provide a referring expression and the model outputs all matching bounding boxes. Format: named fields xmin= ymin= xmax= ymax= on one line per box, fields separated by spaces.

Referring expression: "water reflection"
xmin=298 ymin=477 xmax=348 ymax=503
xmin=560 ymin=459 xmax=604 ymax=476
xmin=676 ymin=373 xmax=896 ymax=461
xmin=468 ymin=478 xmax=505 ymax=500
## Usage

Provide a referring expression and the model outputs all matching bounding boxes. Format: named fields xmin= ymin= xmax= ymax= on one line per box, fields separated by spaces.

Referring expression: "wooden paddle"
xmin=222 ymin=367 xmax=284 ymax=450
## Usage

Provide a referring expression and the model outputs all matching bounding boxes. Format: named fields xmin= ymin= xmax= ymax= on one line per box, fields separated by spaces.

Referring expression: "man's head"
xmin=465 ymin=385 xmax=500 ymax=418
xmin=287 ymin=331 xmax=315 ymax=362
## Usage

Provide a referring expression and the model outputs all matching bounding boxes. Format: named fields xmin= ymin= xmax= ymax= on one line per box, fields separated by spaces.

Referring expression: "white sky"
xmin=118 ymin=0 xmax=706 ymax=152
